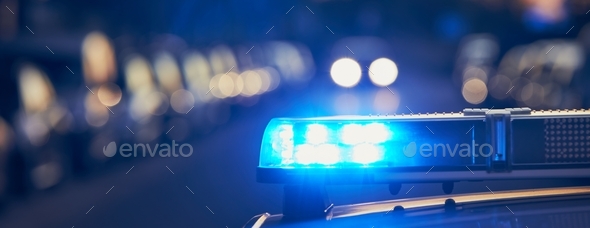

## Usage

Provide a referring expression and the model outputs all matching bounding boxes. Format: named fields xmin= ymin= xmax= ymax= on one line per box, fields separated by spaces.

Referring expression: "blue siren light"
xmin=260 ymin=119 xmax=394 ymax=168
xmin=258 ymin=108 xmax=590 ymax=185
xmin=259 ymin=114 xmax=488 ymax=170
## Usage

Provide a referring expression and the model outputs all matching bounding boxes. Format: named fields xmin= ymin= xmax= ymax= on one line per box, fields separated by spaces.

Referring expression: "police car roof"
xmin=248 ymin=186 xmax=590 ymax=227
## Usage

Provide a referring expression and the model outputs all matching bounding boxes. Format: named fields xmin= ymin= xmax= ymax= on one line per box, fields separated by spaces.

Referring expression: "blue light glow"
xmin=352 ymin=143 xmax=383 ymax=164
xmin=261 ymin=121 xmax=393 ymax=167
xmin=305 ymin=124 xmax=329 ymax=144
xmin=274 ymin=125 xmax=294 ymax=164
xmin=316 ymin=144 xmax=340 ymax=165
xmin=364 ymin=123 xmax=391 ymax=144
xmin=295 ymin=144 xmax=315 ymax=165
xmin=341 ymin=124 xmax=365 ymax=145
xmin=259 ymin=117 xmax=485 ymax=169
xmin=340 ymin=123 xmax=391 ymax=145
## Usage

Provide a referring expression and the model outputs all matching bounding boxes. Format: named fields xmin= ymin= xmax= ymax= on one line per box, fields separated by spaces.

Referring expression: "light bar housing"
xmin=257 ymin=108 xmax=590 ymax=184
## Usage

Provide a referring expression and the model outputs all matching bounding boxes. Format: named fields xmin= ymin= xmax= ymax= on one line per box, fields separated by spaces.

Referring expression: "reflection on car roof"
xmin=251 ymin=186 xmax=590 ymax=228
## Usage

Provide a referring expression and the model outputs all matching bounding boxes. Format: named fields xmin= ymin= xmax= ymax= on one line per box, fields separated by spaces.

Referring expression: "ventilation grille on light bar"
xmin=544 ymin=118 xmax=590 ymax=163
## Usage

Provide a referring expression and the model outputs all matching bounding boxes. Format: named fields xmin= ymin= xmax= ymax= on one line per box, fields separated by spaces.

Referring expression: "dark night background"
xmin=1 ymin=0 xmax=590 ymax=227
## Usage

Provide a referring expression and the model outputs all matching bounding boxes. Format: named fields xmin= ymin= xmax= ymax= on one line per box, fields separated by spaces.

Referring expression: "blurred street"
xmin=1 ymin=0 xmax=590 ymax=227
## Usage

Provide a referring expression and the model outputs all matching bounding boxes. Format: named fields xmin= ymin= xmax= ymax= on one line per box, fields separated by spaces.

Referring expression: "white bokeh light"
xmin=330 ymin=58 xmax=362 ymax=88
xmin=368 ymin=58 xmax=398 ymax=87
xmin=462 ymin=78 xmax=488 ymax=104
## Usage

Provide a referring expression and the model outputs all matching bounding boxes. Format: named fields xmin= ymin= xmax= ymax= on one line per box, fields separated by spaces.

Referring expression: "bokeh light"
xmin=209 ymin=45 xmax=238 ymax=75
xmin=154 ymin=52 xmax=183 ymax=94
xmin=240 ymin=70 xmax=262 ymax=97
xmin=97 ymin=83 xmax=122 ymax=107
xmin=19 ymin=114 xmax=50 ymax=146
xmin=183 ymin=52 xmax=214 ymax=103
xmin=84 ymin=92 xmax=110 ymax=127
xmin=170 ymin=89 xmax=195 ymax=113
xmin=124 ymin=54 xmax=156 ymax=93
xmin=18 ymin=64 xmax=54 ymax=113
xmin=330 ymin=58 xmax=362 ymax=88
xmin=368 ymin=58 xmax=398 ymax=86
xmin=82 ymin=31 xmax=116 ymax=85
xmin=256 ymin=69 xmax=271 ymax=94
xmin=229 ymin=71 xmax=244 ymax=97
xmin=462 ymin=66 xmax=488 ymax=83
xmin=264 ymin=67 xmax=281 ymax=92
xmin=31 ymin=162 xmax=62 ymax=190
xmin=218 ymin=72 xmax=236 ymax=98
xmin=462 ymin=78 xmax=488 ymax=104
